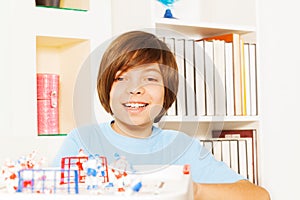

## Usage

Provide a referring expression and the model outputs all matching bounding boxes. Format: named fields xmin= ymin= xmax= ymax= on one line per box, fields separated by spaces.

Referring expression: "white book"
xmin=203 ymin=40 xmax=214 ymax=116
xmin=221 ymin=139 xmax=231 ymax=167
xmin=201 ymin=140 xmax=213 ymax=154
xmin=249 ymin=44 xmax=257 ymax=116
xmin=243 ymin=43 xmax=251 ymax=116
xmin=184 ymin=39 xmax=196 ymax=116
xmin=175 ymin=38 xmax=187 ymax=116
xmin=238 ymin=139 xmax=248 ymax=180
xmin=212 ymin=140 xmax=222 ymax=161
xmin=225 ymin=42 xmax=234 ymax=116
xmin=240 ymin=39 xmax=246 ymax=115
xmin=252 ymin=130 xmax=258 ymax=184
xmin=194 ymin=40 xmax=206 ymax=116
xmin=164 ymin=37 xmax=177 ymax=116
xmin=213 ymin=40 xmax=226 ymax=115
xmin=229 ymin=139 xmax=239 ymax=174
xmin=244 ymin=137 xmax=254 ymax=183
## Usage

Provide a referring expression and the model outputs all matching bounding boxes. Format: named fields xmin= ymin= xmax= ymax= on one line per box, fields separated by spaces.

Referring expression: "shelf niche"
xmin=36 ymin=35 xmax=90 ymax=136
xmin=36 ymin=0 xmax=89 ymax=11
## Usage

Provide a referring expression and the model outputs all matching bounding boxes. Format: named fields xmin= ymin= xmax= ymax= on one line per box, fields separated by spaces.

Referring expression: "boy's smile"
xmin=122 ymin=102 xmax=149 ymax=113
xmin=109 ymin=63 xmax=164 ymax=137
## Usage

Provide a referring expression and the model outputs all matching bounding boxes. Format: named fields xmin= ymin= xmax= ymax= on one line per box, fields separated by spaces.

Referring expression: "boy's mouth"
xmin=123 ymin=102 xmax=149 ymax=108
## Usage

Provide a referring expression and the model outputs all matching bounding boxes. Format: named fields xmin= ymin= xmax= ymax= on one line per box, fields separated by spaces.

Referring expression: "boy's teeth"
xmin=124 ymin=103 xmax=147 ymax=108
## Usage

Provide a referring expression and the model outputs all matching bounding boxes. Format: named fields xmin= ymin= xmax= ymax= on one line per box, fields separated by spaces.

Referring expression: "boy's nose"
xmin=127 ymin=81 xmax=145 ymax=95
xmin=128 ymin=86 xmax=145 ymax=95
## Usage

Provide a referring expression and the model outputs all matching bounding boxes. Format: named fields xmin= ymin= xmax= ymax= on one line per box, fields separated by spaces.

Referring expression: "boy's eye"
xmin=115 ymin=77 xmax=125 ymax=81
xmin=146 ymin=77 xmax=158 ymax=82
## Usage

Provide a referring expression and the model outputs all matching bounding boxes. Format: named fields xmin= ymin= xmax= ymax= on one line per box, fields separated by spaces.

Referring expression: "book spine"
xmin=195 ymin=40 xmax=206 ymax=116
xmin=185 ymin=39 xmax=196 ymax=116
xmin=204 ymin=40 xmax=215 ymax=116
xmin=213 ymin=40 xmax=226 ymax=116
xmin=225 ymin=42 xmax=235 ymax=116
xmin=164 ymin=37 xmax=177 ymax=116
xmin=175 ymin=38 xmax=187 ymax=116
xmin=232 ymin=34 xmax=242 ymax=116
xmin=249 ymin=44 xmax=258 ymax=116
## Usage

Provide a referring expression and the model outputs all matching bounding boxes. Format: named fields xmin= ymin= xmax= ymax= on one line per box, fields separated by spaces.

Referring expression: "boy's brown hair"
xmin=97 ymin=31 xmax=178 ymax=122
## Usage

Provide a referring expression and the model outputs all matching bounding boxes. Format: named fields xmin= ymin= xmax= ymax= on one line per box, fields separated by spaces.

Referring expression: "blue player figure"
xmin=83 ymin=154 xmax=101 ymax=190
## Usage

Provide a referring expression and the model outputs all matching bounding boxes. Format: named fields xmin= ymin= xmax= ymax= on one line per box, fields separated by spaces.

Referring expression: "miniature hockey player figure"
xmin=1 ymin=159 xmax=19 ymax=193
xmin=83 ymin=154 xmax=101 ymax=190
xmin=110 ymin=168 xmax=128 ymax=192
xmin=111 ymin=153 xmax=135 ymax=173
xmin=108 ymin=153 xmax=135 ymax=192
xmin=76 ymin=149 xmax=87 ymax=182
xmin=77 ymin=148 xmax=86 ymax=157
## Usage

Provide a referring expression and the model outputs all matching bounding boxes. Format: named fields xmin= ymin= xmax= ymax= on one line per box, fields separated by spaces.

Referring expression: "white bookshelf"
xmin=161 ymin=115 xmax=259 ymax=123
xmin=154 ymin=1 xmax=257 ymax=124
xmin=0 ymin=0 xmax=112 ymax=165
xmin=34 ymin=0 xmax=112 ymax=136
xmin=151 ymin=0 xmax=261 ymax=184
xmin=155 ymin=18 xmax=256 ymax=39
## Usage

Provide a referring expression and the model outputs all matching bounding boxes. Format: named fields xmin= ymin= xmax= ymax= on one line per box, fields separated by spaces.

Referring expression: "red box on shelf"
xmin=37 ymin=73 xmax=59 ymax=135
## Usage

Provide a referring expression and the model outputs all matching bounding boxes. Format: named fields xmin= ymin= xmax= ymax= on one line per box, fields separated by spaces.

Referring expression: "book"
xmin=164 ymin=37 xmax=177 ymax=116
xmin=224 ymin=42 xmax=235 ymax=116
xmin=249 ymin=43 xmax=258 ymax=115
xmin=243 ymin=43 xmax=251 ymax=116
xmin=213 ymin=39 xmax=226 ymax=115
xmin=184 ymin=39 xmax=196 ymax=116
xmin=221 ymin=139 xmax=231 ymax=167
xmin=212 ymin=129 xmax=258 ymax=184
xmin=198 ymin=33 xmax=243 ymax=116
xmin=174 ymin=38 xmax=187 ymax=116
xmin=237 ymin=138 xmax=249 ymax=179
xmin=229 ymin=139 xmax=239 ymax=173
xmin=200 ymin=140 xmax=213 ymax=155
xmin=194 ymin=40 xmax=206 ymax=116
xmin=203 ymin=40 xmax=214 ymax=116
xmin=212 ymin=140 xmax=222 ymax=162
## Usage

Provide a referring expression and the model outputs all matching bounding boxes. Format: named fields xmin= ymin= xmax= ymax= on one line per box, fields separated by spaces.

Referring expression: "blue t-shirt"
xmin=52 ymin=121 xmax=244 ymax=183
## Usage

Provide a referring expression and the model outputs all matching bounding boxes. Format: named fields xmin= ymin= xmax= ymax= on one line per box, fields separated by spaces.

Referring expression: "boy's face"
xmin=109 ymin=63 xmax=164 ymax=127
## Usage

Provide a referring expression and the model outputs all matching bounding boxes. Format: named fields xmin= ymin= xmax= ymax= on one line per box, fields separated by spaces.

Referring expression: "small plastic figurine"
xmin=157 ymin=0 xmax=179 ymax=18
xmin=1 ymin=159 xmax=19 ymax=193
xmin=0 ymin=151 xmax=45 ymax=193
xmin=83 ymin=154 xmax=101 ymax=190
xmin=76 ymin=149 xmax=88 ymax=181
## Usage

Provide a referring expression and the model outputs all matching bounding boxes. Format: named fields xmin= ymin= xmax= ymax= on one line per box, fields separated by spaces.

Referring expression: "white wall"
xmin=257 ymin=0 xmax=300 ymax=199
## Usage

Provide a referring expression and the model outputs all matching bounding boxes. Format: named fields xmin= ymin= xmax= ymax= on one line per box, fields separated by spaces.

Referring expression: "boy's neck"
xmin=111 ymin=120 xmax=153 ymax=138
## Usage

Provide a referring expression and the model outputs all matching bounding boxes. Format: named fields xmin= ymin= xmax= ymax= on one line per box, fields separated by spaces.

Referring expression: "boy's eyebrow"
xmin=142 ymin=66 xmax=162 ymax=74
xmin=116 ymin=65 xmax=162 ymax=77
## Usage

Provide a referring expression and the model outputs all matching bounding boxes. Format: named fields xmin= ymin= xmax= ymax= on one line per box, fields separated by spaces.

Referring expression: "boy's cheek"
xmin=149 ymin=104 xmax=165 ymax=120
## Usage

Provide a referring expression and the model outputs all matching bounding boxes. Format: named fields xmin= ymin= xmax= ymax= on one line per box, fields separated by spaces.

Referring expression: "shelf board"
xmin=36 ymin=36 xmax=87 ymax=48
xmin=161 ymin=115 xmax=259 ymax=122
xmin=36 ymin=5 xmax=87 ymax=12
xmin=38 ymin=134 xmax=67 ymax=136
xmin=155 ymin=18 xmax=256 ymax=38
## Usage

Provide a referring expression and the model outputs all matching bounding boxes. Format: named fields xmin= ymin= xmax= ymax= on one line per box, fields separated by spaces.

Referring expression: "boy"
xmin=53 ymin=31 xmax=270 ymax=199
